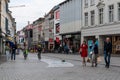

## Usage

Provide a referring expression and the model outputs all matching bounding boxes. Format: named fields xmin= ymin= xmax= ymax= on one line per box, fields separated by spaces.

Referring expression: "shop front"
xmin=48 ymin=38 xmax=54 ymax=52
xmin=61 ymin=32 xmax=81 ymax=53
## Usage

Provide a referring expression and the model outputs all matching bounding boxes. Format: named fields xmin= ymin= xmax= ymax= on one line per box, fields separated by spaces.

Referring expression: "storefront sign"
xmin=116 ymin=45 xmax=120 ymax=51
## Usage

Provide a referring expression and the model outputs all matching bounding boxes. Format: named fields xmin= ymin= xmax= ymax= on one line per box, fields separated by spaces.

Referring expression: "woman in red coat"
xmin=79 ymin=41 xmax=88 ymax=66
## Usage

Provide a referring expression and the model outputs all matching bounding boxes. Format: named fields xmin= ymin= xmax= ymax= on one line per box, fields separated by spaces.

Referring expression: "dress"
xmin=80 ymin=44 xmax=88 ymax=57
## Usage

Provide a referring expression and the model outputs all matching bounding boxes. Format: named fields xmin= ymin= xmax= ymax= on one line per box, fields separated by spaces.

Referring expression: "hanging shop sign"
xmin=116 ymin=45 xmax=120 ymax=51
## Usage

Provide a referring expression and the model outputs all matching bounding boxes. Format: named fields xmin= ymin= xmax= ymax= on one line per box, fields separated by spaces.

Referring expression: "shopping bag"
xmin=97 ymin=56 xmax=102 ymax=63
xmin=87 ymin=58 xmax=91 ymax=63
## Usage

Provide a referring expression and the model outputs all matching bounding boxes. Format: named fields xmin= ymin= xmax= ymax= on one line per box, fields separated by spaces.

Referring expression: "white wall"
xmin=1 ymin=0 xmax=7 ymax=34
xmin=82 ymin=0 xmax=120 ymax=36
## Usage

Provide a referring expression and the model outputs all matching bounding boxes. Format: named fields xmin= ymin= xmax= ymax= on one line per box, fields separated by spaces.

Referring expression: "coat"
xmin=80 ymin=44 xmax=88 ymax=57
xmin=104 ymin=42 xmax=112 ymax=53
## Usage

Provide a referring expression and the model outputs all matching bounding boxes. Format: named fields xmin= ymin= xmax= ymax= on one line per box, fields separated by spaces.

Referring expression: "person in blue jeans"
xmin=11 ymin=43 xmax=17 ymax=60
xmin=104 ymin=37 xmax=112 ymax=68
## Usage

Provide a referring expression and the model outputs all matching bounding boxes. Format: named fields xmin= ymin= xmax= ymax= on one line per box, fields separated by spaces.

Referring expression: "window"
xmin=90 ymin=0 xmax=95 ymax=6
xmin=85 ymin=0 xmax=88 ymax=8
xmin=55 ymin=10 xmax=60 ymax=19
xmin=85 ymin=12 xmax=88 ymax=26
xmin=6 ymin=3 xmax=8 ymax=12
xmin=91 ymin=10 xmax=95 ymax=25
xmin=5 ymin=18 xmax=8 ymax=32
xmin=118 ymin=3 xmax=120 ymax=21
xmin=99 ymin=8 xmax=104 ymax=24
xmin=109 ymin=5 xmax=114 ymax=22
xmin=56 ymin=23 xmax=60 ymax=34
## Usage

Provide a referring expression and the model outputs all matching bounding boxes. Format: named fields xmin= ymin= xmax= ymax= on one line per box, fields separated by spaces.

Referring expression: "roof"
xmin=44 ymin=4 xmax=60 ymax=17
xmin=59 ymin=0 xmax=72 ymax=6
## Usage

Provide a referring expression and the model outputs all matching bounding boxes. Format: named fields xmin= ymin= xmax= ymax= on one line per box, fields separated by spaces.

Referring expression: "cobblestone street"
xmin=0 ymin=53 xmax=120 ymax=80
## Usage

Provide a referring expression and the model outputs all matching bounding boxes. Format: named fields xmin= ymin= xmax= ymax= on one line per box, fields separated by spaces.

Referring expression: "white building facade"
xmin=82 ymin=0 xmax=120 ymax=54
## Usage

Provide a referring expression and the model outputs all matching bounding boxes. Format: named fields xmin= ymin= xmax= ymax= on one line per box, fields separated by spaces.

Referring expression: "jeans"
xmin=104 ymin=51 xmax=111 ymax=67
xmin=91 ymin=54 xmax=98 ymax=67
xmin=11 ymin=50 xmax=16 ymax=60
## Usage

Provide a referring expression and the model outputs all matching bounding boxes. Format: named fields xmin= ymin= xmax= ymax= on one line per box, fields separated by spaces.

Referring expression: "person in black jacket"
xmin=11 ymin=42 xmax=17 ymax=60
xmin=104 ymin=37 xmax=112 ymax=68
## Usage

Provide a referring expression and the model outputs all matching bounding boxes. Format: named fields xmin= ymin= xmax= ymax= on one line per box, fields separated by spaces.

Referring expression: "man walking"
xmin=11 ymin=43 xmax=17 ymax=60
xmin=104 ymin=37 xmax=112 ymax=68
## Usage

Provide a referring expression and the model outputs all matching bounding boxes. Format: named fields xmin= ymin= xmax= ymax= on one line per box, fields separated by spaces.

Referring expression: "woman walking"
xmin=5 ymin=42 xmax=11 ymax=61
xmin=79 ymin=41 xmax=88 ymax=66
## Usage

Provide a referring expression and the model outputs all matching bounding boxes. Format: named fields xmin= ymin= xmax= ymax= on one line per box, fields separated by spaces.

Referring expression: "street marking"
xmin=41 ymin=59 xmax=74 ymax=68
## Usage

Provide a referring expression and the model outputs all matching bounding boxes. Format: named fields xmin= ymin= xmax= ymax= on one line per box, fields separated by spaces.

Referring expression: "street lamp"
xmin=9 ymin=5 xmax=25 ymax=8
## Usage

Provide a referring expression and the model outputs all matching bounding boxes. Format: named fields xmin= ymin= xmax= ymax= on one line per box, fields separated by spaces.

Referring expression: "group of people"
xmin=5 ymin=41 xmax=43 ymax=61
xmin=5 ymin=42 xmax=17 ymax=61
xmin=79 ymin=37 xmax=112 ymax=68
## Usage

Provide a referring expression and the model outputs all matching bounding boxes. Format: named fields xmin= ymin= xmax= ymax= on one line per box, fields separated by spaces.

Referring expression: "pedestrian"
xmin=11 ymin=42 xmax=17 ymax=60
xmin=104 ymin=37 xmax=112 ymax=68
xmin=79 ymin=41 xmax=88 ymax=66
xmin=37 ymin=44 xmax=42 ymax=60
xmin=5 ymin=42 xmax=11 ymax=61
xmin=90 ymin=39 xmax=98 ymax=67
xmin=23 ymin=48 xmax=28 ymax=60
xmin=64 ymin=44 xmax=69 ymax=54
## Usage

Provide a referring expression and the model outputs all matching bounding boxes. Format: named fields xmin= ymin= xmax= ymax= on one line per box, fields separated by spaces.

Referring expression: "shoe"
xmin=95 ymin=64 xmax=97 ymax=67
xmin=105 ymin=64 xmax=107 ymax=68
xmin=91 ymin=65 xmax=94 ymax=67
xmin=107 ymin=65 xmax=110 ymax=68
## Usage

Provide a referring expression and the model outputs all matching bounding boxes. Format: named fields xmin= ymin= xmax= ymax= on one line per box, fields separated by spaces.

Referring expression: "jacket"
xmin=104 ymin=42 xmax=112 ymax=53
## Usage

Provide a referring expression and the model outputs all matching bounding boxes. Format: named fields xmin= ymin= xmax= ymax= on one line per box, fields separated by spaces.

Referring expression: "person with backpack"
xmin=90 ymin=39 xmax=99 ymax=67
xmin=37 ymin=44 xmax=42 ymax=60
xmin=23 ymin=48 xmax=28 ymax=60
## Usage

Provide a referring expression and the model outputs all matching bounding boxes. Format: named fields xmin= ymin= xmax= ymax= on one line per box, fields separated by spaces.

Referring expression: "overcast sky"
xmin=9 ymin=0 xmax=65 ymax=31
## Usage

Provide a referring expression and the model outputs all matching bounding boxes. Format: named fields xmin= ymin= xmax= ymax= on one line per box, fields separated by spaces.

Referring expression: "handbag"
xmin=87 ymin=58 xmax=91 ymax=63
xmin=97 ymin=56 xmax=102 ymax=63
xmin=90 ymin=51 xmax=93 ymax=55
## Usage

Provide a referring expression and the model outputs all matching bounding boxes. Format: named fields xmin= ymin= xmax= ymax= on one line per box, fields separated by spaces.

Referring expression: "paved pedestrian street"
xmin=0 ymin=53 xmax=120 ymax=80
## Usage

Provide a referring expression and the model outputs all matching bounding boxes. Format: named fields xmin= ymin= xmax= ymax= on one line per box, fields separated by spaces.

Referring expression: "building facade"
xmin=82 ymin=0 xmax=120 ymax=54
xmin=16 ymin=30 xmax=25 ymax=49
xmin=59 ymin=0 xmax=82 ymax=53
xmin=42 ymin=14 xmax=50 ymax=52
xmin=32 ymin=18 xmax=44 ymax=49
xmin=54 ymin=5 xmax=62 ymax=51
xmin=23 ymin=23 xmax=33 ymax=50
xmin=0 ymin=0 xmax=16 ymax=55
